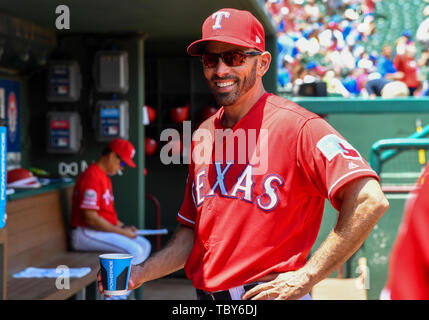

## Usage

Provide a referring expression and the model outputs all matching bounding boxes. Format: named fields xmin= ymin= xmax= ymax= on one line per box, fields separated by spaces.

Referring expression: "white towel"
xmin=13 ymin=267 xmax=91 ymax=278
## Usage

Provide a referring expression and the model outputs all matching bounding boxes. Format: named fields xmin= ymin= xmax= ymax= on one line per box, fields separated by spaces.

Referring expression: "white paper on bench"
xmin=136 ymin=228 xmax=168 ymax=236
xmin=13 ymin=267 xmax=91 ymax=278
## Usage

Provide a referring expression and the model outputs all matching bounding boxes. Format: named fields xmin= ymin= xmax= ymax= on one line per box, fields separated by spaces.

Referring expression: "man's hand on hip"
xmin=242 ymin=268 xmax=313 ymax=300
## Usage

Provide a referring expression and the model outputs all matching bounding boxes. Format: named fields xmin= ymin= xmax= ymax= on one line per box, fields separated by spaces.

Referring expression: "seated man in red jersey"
xmin=71 ymin=138 xmax=151 ymax=269
xmin=98 ymin=8 xmax=389 ymax=300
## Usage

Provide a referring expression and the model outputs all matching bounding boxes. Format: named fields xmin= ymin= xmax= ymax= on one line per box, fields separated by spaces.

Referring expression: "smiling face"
xmin=202 ymin=42 xmax=261 ymax=107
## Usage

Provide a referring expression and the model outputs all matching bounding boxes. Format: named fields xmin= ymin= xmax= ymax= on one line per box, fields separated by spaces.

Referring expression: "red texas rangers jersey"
xmin=71 ymin=163 xmax=118 ymax=227
xmin=177 ymin=92 xmax=379 ymax=292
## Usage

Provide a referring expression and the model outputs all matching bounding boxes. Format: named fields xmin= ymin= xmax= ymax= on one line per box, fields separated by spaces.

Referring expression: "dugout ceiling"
xmin=0 ymin=0 xmax=276 ymax=39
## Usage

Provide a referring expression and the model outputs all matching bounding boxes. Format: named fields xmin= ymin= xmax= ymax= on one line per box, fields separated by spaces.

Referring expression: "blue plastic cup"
xmin=99 ymin=253 xmax=133 ymax=296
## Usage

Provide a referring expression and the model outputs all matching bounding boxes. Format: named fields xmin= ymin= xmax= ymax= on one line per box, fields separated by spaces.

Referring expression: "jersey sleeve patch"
xmin=316 ymin=134 xmax=363 ymax=162
xmin=80 ymin=188 xmax=99 ymax=209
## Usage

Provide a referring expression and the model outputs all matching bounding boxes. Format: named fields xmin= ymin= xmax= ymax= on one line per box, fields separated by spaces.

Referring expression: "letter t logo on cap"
xmin=212 ymin=11 xmax=230 ymax=30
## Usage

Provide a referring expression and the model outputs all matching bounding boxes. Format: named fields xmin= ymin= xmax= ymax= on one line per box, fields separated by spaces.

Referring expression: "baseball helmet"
xmin=145 ymin=137 xmax=158 ymax=156
xmin=200 ymin=105 xmax=219 ymax=122
xmin=170 ymin=104 xmax=190 ymax=123
xmin=145 ymin=105 xmax=157 ymax=123
xmin=7 ymin=168 xmax=41 ymax=188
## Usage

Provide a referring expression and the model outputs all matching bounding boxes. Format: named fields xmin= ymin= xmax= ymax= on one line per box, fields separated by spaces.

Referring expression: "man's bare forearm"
xmin=133 ymin=225 xmax=194 ymax=284
xmin=304 ymin=178 xmax=389 ymax=285
xmin=241 ymin=178 xmax=389 ymax=301
xmin=84 ymin=210 xmax=123 ymax=233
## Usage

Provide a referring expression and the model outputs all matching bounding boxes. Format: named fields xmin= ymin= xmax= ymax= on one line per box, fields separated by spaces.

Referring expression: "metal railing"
xmin=370 ymin=138 xmax=429 ymax=175
xmin=370 ymin=123 xmax=429 ymax=175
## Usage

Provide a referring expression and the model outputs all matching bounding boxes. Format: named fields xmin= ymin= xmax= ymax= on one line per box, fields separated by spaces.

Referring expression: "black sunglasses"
xmin=201 ymin=50 xmax=262 ymax=68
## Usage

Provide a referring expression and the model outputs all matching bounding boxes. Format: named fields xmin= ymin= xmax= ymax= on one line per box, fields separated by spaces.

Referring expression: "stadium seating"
xmin=368 ymin=0 xmax=427 ymax=53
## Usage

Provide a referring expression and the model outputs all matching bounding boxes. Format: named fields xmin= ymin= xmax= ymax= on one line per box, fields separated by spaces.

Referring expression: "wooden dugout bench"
xmin=2 ymin=181 xmax=101 ymax=300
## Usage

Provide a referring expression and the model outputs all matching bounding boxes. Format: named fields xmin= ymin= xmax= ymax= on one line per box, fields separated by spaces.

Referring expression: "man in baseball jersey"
xmin=71 ymin=138 xmax=151 ymax=267
xmin=98 ymin=8 xmax=389 ymax=300
xmin=381 ymin=164 xmax=429 ymax=299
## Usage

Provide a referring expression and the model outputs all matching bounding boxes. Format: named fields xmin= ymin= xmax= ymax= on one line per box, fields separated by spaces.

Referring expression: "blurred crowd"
xmin=266 ymin=0 xmax=429 ymax=97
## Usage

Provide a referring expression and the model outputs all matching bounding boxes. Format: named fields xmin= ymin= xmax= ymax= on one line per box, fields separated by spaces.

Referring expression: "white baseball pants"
xmin=71 ymin=226 xmax=151 ymax=265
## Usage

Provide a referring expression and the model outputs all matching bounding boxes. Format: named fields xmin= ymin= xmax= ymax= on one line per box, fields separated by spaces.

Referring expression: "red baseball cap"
xmin=108 ymin=138 xmax=136 ymax=168
xmin=187 ymin=8 xmax=265 ymax=56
